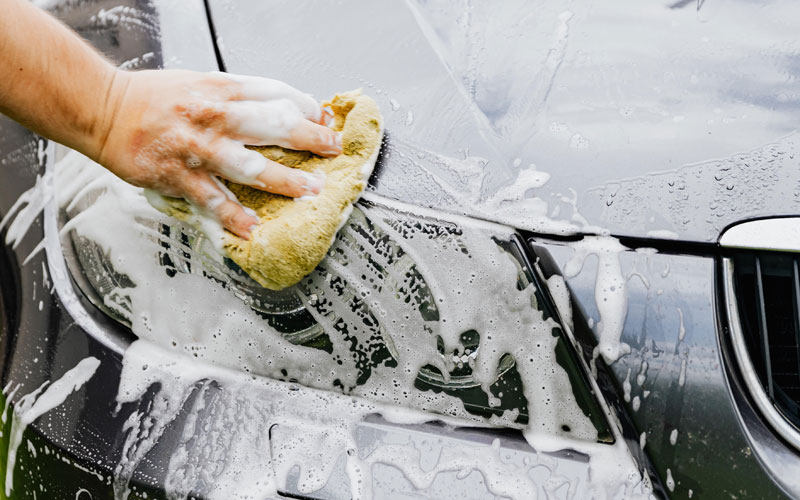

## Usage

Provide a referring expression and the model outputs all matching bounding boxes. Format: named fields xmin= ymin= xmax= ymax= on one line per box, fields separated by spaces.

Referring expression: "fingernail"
xmin=321 ymin=107 xmax=334 ymax=126
xmin=237 ymin=220 xmax=257 ymax=240
xmin=298 ymin=171 xmax=325 ymax=195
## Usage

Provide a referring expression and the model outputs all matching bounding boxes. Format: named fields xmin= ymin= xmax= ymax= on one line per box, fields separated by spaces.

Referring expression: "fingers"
xmin=202 ymin=138 xmax=270 ymax=185
xmin=178 ymin=171 xmax=258 ymax=239
xmin=288 ymin=119 xmax=342 ymax=157
xmin=206 ymin=140 xmax=326 ymax=198
xmin=253 ymin=166 xmax=325 ymax=199
xmin=220 ymin=100 xmax=300 ymax=146
xmin=171 ymin=73 xmax=335 ymax=214
xmin=221 ymin=100 xmax=342 ymax=157
xmin=216 ymin=72 xmax=323 ymax=123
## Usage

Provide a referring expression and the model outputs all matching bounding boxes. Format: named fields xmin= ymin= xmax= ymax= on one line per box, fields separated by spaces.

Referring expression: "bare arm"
xmin=0 ymin=0 xmax=341 ymax=239
xmin=0 ymin=0 xmax=117 ymax=157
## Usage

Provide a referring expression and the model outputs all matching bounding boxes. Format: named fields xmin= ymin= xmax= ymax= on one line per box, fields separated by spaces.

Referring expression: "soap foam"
xmin=1 ymin=146 xmax=651 ymax=498
xmin=4 ymin=357 xmax=100 ymax=496
xmin=115 ymin=340 xmax=650 ymax=500
xmin=51 ymin=150 xmax=596 ymax=437
xmin=565 ymin=236 xmax=631 ymax=366
xmin=60 ymin=150 xmax=647 ymax=498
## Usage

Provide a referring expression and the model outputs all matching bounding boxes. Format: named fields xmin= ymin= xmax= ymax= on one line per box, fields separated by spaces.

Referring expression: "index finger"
xmin=220 ymin=100 xmax=341 ymax=157
xmin=216 ymin=72 xmax=323 ymax=123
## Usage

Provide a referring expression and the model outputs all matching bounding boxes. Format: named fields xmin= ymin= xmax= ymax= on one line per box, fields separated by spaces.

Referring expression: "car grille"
xmin=729 ymin=252 xmax=800 ymax=432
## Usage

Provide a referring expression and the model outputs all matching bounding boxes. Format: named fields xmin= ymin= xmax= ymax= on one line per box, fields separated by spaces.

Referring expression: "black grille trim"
xmin=753 ymin=256 xmax=775 ymax=399
xmin=727 ymin=252 xmax=800 ymax=439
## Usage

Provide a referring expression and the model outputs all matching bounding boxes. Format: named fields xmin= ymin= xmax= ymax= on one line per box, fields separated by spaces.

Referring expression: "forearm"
xmin=0 ymin=2 xmax=340 ymax=239
xmin=0 ymin=0 xmax=121 ymax=158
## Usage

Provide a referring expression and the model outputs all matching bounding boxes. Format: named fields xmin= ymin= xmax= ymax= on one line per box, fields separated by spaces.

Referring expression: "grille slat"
xmin=792 ymin=259 xmax=800 ymax=391
xmin=755 ymin=256 xmax=775 ymax=399
xmin=731 ymin=252 xmax=800 ymax=432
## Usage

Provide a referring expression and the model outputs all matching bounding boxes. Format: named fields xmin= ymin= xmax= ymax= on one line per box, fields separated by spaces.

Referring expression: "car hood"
xmin=207 ymin=0 xmax=800 ymax=243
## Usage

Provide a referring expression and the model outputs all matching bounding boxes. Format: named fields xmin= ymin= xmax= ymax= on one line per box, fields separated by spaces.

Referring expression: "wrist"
xmin=89 ymin=68 xmax=132 ymax=164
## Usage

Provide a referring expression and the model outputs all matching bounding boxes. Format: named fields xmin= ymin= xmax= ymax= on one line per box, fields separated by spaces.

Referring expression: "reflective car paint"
xmin=0 ymin=0 xmax=194 ymax=496
xmin=207 ymin=0 xmax=800 ymax=243
xmin=1 ymin=2 xmax=635 ymax=498
xmin=537 ymin=239 xmax=789 ymax=498
xmin=0 ymin=0 xmax=798 ymax=499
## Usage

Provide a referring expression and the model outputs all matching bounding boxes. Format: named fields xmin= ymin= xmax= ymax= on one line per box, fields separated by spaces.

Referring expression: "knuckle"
xmin=184 ymin=136 xmax=201 ymax=155
xmin=180 ymin=99 xmax=227 ymax=129
xmin=180 ymin=129 xmax=220 ymax=164
xmin=186 ymin=138 xmax=212 ymax=162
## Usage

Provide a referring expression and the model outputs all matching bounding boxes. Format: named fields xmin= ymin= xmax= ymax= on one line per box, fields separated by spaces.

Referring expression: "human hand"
xmin=92 ymin=69 xmax=341 ymax=239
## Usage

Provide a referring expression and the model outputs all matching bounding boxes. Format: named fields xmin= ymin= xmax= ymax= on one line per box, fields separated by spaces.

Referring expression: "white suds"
xmin=0 ymin=169 xmax=53 ymax=249
xmin=0 ymin=145 xmax=652 ymax=498
xmin=46 ymin=150 xmax=598 ymax=437
xmin=636 ymin=360 xmax=648 ymax=387
xmin=645 ymin=230 xmax=678 ymax=240
xmin=623 ymin=368 xmax=632 ymax=403
xmin=546 ymin=274 xmax=573 ymax=331
xmin=118 ymin=52 xmax=155 ymax=70
xmin=111 ymin=340 xmax=651 ymax=499
xmin=669 ymin=428 xmax=678 ymax=446
xmin=564 ymin=237 xmax=630 ymax=365
xmin=679 ymin=357 xmax=687 ymax=387
xmin=4 ymin=357 xmax=100 ymax=496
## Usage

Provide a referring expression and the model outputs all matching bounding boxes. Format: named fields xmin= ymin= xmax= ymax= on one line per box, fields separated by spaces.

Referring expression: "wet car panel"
xmin=207 ymin=0 xmax=800 ymax=242
xmin=1 ymin=0 xmax=799 ymax=499
xmin=536 ymin=239 xmax=789 ymax=498
xmin=1 ymin=2 xmax=646 ymax=498
xmin=0 ymin=139 xmax=644 ymax=498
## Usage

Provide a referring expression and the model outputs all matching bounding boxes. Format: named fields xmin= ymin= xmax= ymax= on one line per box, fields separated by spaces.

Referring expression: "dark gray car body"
xmin=0 ymin=0 xmax=798 ymax=498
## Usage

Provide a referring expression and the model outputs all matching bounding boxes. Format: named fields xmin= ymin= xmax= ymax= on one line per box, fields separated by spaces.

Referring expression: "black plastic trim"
xmin=715 ymin=256 xmax=800 ymax=497
xmin=202 ymin=0 xmax=226 ymax=72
